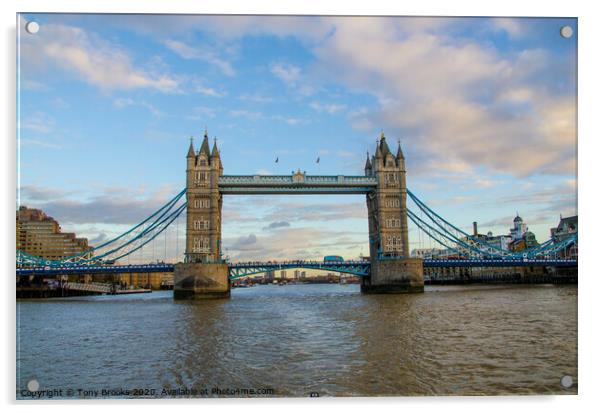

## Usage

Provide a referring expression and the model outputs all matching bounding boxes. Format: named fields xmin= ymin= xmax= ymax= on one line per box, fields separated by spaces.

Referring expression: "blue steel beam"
xmin=17 ymin=263 xmax=175 ymax=276
xmin=228 ymin=260 xmax=371 ymax=278
xmin=423 ymin=259 xmax=577 ymax=267
xmin=17 ymin=258 xmax=578 ymax=278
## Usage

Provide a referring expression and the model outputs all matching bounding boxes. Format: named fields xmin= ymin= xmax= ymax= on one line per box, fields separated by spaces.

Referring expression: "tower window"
xmin=385 ymin=198 xmax=400 ymax=208
xmin=193 ymin=218 xmax=210 ymax=230
xmin=193 ymin=198 xmax=210 ymax=208
xmin=192 ymin=237 xmax=210 ymax=253
xmin=385 ymin=218 xmax=401 ymax=228
xmin=194 ymin=171 xmax=208 ymax=186
xmin=385 ymin=173 xmax=398 ymax=185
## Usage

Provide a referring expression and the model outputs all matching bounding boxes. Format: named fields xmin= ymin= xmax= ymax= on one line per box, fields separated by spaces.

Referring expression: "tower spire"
xmin=379 ymin=130 xmax=391 ymax=156
xmin=396 ymin=138 xmax=404 ymax=160
xmin=211 ymin=137 xmax=220 ymax=158
xmin=187 ymin=136 xmax=195 ymax=158
xmin=375 ymin=137 xmax=383 ymax=159
xmin=199 ymin=130 xmax=211 ymax=157
xmin=365 ymin=151 xmax=372 ymax=170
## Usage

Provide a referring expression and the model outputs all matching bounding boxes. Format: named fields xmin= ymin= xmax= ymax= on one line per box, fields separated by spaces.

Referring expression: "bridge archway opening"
xmin=221 ymin=194 xmax=369 ymax=280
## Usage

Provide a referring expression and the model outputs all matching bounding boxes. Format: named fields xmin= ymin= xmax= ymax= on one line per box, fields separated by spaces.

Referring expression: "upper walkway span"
xmin=218 ymin=174 xmax=377 ymax=195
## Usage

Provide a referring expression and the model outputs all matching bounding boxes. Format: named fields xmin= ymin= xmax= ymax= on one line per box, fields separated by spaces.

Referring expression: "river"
xmin=16 ymin=283 xmax=577 ymax=398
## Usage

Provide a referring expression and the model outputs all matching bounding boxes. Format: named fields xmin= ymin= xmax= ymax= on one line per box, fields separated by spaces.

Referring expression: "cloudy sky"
xmin=17 ymin=14 xmax=577 ymax=262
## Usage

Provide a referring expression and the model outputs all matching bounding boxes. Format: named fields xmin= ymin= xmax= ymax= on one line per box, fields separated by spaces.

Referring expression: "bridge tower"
xmin=184 ymin=131 xmax=223 ymax=263
xmin=362 ymin=132 xmax=424 ymax=293
xmin=174 ymin=131 xmax=230 ymax=299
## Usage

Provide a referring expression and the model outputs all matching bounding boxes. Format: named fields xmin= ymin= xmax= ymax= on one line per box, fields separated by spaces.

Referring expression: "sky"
xmin=16 ymin=14 xmax=577 ymax=263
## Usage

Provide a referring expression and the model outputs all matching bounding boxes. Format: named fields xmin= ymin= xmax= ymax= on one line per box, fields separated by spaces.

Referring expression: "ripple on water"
xmin=17 ymin=284 xmax=577 ymax=397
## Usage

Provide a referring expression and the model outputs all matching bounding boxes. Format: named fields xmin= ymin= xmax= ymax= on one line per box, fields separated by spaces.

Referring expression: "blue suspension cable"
xmin=18 ymin=189 xmax=187 ymax=266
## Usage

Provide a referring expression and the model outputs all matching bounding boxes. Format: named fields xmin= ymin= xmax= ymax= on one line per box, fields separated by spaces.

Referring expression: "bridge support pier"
xmin=362 ymin=258 xmax=424 ymax=294
xmin=173 ymin=263 xmax=230 ymax=299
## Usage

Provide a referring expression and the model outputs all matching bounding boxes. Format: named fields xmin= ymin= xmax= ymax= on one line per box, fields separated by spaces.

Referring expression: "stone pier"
xmin=173 ymin=263 xmax=230 ymax=299
xmin=361 ymin=258 xmax=424 ymax=294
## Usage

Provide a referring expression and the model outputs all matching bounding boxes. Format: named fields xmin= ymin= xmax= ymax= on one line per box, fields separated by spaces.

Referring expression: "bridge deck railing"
xmin=219 ymin=175 xmax=377 ymax=187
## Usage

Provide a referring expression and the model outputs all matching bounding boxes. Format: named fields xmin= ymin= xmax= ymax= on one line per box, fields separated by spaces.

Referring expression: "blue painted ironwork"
xmin=17 ymin=257 xmax=577 ymax=279
xmin=407 ymin=189 xmax=578 ymax=260
xmin=228 ymin=260 xmax=371 ymax=279
xmin=423 ymin=259 xmax=577 ymax=267
xmin=17 ymin=263 xmax=176 ymax=276
xmin=16 ymin=184 xmax=577 ymax=272
xmin=17 ymin=191 xmax=187 ymax=267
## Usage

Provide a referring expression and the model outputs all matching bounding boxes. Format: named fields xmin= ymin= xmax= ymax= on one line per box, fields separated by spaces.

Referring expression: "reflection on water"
xmin=16 ymin=284 xmax=577 ymax=397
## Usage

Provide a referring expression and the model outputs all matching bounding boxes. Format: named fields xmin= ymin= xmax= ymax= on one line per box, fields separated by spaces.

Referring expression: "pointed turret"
xmin=379 ymin=130 xmax=391 ymax=156
xmin=375 ymin=138 xmax=383 ymax=159
xmin=199 ymin=131 xmax=211 ymax=157
xmin=211 ymin=137 xmax=220 ymax=158
xmin=187 ymin=137 xmax=195 ymax=158
xmin=396 ymin=141 xmax=404 ymax=160
xmin=364 ymin=151 xmax=372 ymax=170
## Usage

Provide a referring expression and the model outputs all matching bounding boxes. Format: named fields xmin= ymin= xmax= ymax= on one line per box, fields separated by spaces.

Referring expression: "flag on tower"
xmin=316 ymin=157 xmax=320 ymax=163
xmin=275 ymin=157 xmax=279 ymax=163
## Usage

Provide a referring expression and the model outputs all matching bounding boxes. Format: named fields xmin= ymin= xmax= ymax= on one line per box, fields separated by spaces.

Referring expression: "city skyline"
xmin=17 ymin=14 xmax=577 ymax=262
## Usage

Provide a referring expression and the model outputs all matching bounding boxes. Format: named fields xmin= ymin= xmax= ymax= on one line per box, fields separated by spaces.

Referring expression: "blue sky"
xmin=17 ymin=14 xmax=577 ymax=262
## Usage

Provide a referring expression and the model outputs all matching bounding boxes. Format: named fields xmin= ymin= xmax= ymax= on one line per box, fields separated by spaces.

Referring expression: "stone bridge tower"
xmin=363 ymin=132 xmax=423 ymax=293
xmin=185 ymin=131 xmax=223 ymax=263
xmin=175 ymin=130 xmax=230 ymax=299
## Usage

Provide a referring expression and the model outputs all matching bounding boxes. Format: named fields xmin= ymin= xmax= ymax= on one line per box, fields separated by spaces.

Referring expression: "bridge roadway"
xmin=16 ymin=258 xmax=577 ymax=278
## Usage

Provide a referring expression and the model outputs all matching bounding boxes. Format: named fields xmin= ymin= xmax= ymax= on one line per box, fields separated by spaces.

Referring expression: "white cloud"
xmin=491 ymin=18 xmax=526 ymax=38
xmin=113 ymin=97 xmax=135 ymax=108
xmin=20 ymin=138 xmax=62 ymax=150
xmin=238 ymin=93 xmax=274 ymax=103
xmin=112 ymin=98 xmax=163 ymax=117
xmin=21 ymin=80 xmax=50 ymax=91
xmin=229 ymin=109 xmax=263 ymax=121
xmin=271 ymin=115 xmax=303 ymax=125
xmin=187 ymin=106 xmax=217 ymax=120
xmin=20 ymin=111 xmax=54 ymax=133
xmin=163 ymin=39 xmax=235 ymax=76
xmin=19 ymin=184 xmax=182 ymax=225
xmin=309 ymin=101 xmax=346 ymax=114
xmin=57 ymin=15 xmax=573 ymax=178
xmin=222 ymin=227 xmax=367 ymax=261
xmin=20 ymin=17 xmax=179 ymax=93
xmin=310 ymin=18 xmax=575 ymax=177
xmin=270 ymin=63 xmax=301 ymax=85
xmin=195 ymin=86 xmax=225 ymax=97
xmin=51 ymin=97 xmax=70 ymax=109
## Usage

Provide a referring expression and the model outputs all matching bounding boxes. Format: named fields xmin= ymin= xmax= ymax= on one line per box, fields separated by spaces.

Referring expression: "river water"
xmin=16 ymin=284 xmax=577 ymax=398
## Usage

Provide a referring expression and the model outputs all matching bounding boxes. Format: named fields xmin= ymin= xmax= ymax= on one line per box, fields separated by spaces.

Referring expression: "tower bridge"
xmin=16 ymin=129 xmax=578 ymax=298
xmin=176 ymin=130 xmax=420 ymax=298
